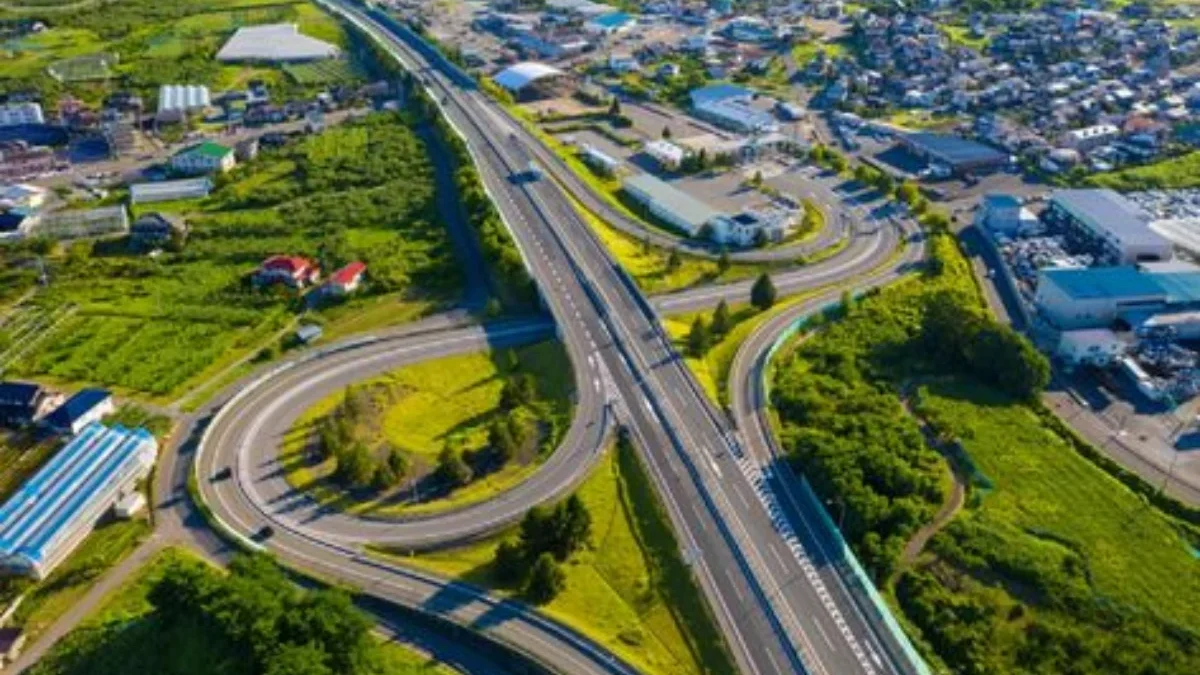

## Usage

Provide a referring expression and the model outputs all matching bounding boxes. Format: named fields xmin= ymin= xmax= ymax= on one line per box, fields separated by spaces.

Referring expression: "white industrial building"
xmin=0 ymin=103 xmax=44 ymax=127
xmin=974 ymin=193 xmax=1040 ymax=238
xmin=216 ymin=23 xmax=340 ymax=62
xmin=1044 ymin=189 xmax=1173 ymax=265
xmin=622 ymin=172 xmax=727 ymax=238
xmin=0 ymin=423 xmax=156 ymax=579
xmin=1062 ymin=124 xmax=1120 ymax=151
xmin=1056 ymin=328 xmax=1127 ymax=366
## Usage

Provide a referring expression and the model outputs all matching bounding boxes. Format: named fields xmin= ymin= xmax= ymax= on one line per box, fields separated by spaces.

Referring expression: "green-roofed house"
xmin=170 ymin=140 xmax=236 ymax=175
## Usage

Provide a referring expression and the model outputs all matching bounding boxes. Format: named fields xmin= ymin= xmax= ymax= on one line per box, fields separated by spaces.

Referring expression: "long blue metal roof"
xmin=0 ymin=423 xmax=154 ymax=567
xmin=1040 ymin=266 xmax=1166 ymax=300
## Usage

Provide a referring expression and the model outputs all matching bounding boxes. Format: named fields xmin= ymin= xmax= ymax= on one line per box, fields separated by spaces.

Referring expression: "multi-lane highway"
xmin=195 ymin=2 xmax=930 ymax=675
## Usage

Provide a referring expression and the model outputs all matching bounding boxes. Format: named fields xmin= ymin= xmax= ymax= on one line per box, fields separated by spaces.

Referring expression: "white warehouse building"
xmin=1043 ymin=189 xmax=1173 ymax=265
xmin=622 ymin=172 xmax=726 ymax=238
xmin=0 ymin=424 xmax=157 ymax=579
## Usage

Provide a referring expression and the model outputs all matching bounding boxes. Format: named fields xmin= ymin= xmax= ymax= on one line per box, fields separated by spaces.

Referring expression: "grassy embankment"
xmin=375 ymin=440 xmax=737 ymax=675
xmin=1 ymin=113 xmax=461 ymax=404
xmin=0 ymin=0 xmax=365 ymax=109
xmin=768 ymin=229 xmax=1200 ymax=672
xmin=1087 ymin=150 xmax=1200 ymax=190
xmin=24 ymin=548 xmax=456 ymax=675
xmin=280 ymin=341 xmax=573 ymax=517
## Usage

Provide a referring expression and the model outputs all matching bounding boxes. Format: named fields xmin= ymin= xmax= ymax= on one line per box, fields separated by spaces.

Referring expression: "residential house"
xmin=326 ymin=261 xmax=366 ymax=295
xmin=130 ymin=212 xmax=187 ymax=247
xmin=254 ymin=255 xmax=320 ymax=288
xmin=46 ymin=388 xmax=114 ymax=435
xmin=170 ymin=141 xmax=235 ymax=175
xmin=0 ymin=381 xmax=50 ymax=427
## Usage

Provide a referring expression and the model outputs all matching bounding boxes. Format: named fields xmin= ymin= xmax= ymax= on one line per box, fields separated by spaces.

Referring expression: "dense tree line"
xmin=491 ymin=495 xmax=592 ymax=604
xmin=147 ymin=554 xmax=377 ymax=675
xmin=920 ymin=291 xmax=1050 ymax=400
xmin=429 ymin=108 xmax=536 ymax=310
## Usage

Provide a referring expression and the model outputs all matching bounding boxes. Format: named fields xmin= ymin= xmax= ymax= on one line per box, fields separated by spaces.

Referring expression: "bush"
xmin=524 ymin=553 xmax=565 ymax=604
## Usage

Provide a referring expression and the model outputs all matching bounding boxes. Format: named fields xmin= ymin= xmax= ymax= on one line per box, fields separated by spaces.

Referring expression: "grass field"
xmin=567 ymin=193 xmax=769 ymax=294
xmin=25 ymin=547 xmax=457 ymax=675
xmin=0 ymin=0 xmax=363 ymax=108
xmin=3 ymin=113 xmax=460 ymax=402
xmin=0 ymin=432 xmax=61 ymax=503
xmin=284 ymin=58 xmax=363 ymax=85
xmin=916 ymin=381 xmax=1200 ymax=631
xmin=280 ymin=340 xmax=574 ymax=517
xmin=1087 ymin=151 xmax=1200 ymax=190
xmin=0 ymin=518 xmax=152 ymax=649
xmin=380 ymin=441 xmax=736 ymax=675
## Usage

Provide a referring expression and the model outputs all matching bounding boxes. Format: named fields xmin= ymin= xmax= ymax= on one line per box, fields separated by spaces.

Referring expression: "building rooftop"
xmin=689 ymin=83 xmax=754 ymax=107
xmin=903 ymin=132 xmax=1008 ymax=167
xmin=176 ymin=141 xmax=232 ymax=161
xmin=493 ymin=62 xmax=565 ymax=92
xmin=1051 ymin=189 xmax=1167 ymax=250
xmin=216 ymin=23 xmax=340 ymax=62
xmin=0 ymin=381 xmax=42 ymax=409
xmin=0 ymin=423 xmax=155 ymax=570
xmin=157 ymin=84 xmax=210 ymax=113
xmin=47 ymin=388 xmax=110 ymax=429
xmin=1040 ymin=266 xmax=1166 ymax=301
xmin=589 ymin=11 xmax=634 ymax=28
xmin=623 ymin=173 xmax=722 ymax=232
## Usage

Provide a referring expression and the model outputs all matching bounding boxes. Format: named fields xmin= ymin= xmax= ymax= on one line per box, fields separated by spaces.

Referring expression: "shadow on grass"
xmin=612 ymin=441 xmax=739 ymax=675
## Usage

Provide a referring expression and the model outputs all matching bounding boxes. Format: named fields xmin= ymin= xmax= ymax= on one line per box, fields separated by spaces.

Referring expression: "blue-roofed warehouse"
xmin=0 ymin=423 xmax=156 ymax=579
xmin=1034 ymin=266 xmax=1200 ymax=329
xmin=585 ymin=11 xmax=635 ymax=35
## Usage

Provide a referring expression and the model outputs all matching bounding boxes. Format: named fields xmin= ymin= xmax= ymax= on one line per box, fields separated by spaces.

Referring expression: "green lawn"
xmin=379 ymin=441 xmax=737 ymax=675
xmin=25 ymin=547 xmax=457 ymax=675
xmin=280 ymin=341 xmax=574 ymax=517
xmin=3 ymin=113 xmax=460 ymax=402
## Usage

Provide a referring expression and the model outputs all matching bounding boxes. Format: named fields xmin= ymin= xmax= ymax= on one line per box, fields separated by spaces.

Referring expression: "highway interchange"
xmin=191 ymin=2 xmax=931 ymax=675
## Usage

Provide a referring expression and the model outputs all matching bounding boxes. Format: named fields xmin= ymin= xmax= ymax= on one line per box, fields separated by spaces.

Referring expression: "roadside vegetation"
xmin=768 ymin=229 xmax=1200 ymax=672
xmin=1 ymin=112 xmax=461 ymax=401
xmin=26 ymin=548 xmax=455 ymax=675
xmin=1086 ymin=150 xmax=1200 ymax=190
xmin=0 ymin=0 xmax=365 ymax=108
xmin=280 ymin=341 xmax=572 ymax=517
xmin=378 ymin=434 xmax=737 ymax=675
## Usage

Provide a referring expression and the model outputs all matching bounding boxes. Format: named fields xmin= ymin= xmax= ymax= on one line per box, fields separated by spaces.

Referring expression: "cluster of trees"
xmin=920 ymin=291 xmax=1050 ymax=399
xmin=316 ymin=387 xmax=408 ymax=491
xmin=148 ymin=554 xmax=376 ymax=675
xmin=852 ymin=163 xmax=896 ymax=195
xmin=437 ymin=368 xmax=541 ymax=491
xmin=491 ymin=495 xmax=592 ymax=604
xmin=687 ymin=300 xmax=732 ymax=357
xmin=808 ymin=144 xmax=849 ymax=173
xmin=434 ymin=115 xmax=536 ymax=309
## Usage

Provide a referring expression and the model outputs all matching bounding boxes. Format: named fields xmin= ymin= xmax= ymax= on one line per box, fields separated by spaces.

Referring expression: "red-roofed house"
xmin=254 ymin=255 xmax=319 ymax=288
xmin=326 ymin=261 xmax=366 ymax=295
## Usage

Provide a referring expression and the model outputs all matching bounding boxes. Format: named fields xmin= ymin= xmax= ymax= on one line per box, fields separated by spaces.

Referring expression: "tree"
xmin=751 ymin=273 xmax=777 ymax=311
xmin=558 ymin=494 xmax=592 ymax=557
xmin=697 ymin=222 xmax=716 ymax=241
xmin=687 ymin=316 xmax=711 ymax=357
xmin=717 ymin=249 xmax=731 ymax=274
xmin=666 ymin=248 xmax=682 ymax=272
xmin=492 ymin=540 xmax=526 ymax=586
xmin=489 ymin=417 xmax=518 ymax=463
xmin=525 ymin=553 xmax=566 ymax=604
xmin=500 ymin=373 xmax=536 ymax=410
xmin=711 ymin=300 xmax=731 ymax=336
xmin=753 ymin=228 xmax=769 ymax=248
xmin=336 ymin=442 xmax=375 ymax=490
xmin=661 ymin=125 xmax=672 ymax=139
xmin=897 ymin=180 xmax=920 ymax=204
xmin=264 ymin=641 xmax=334 ymax=675
xmin=854 ymin=164 xmax=872 ymax=184
xmin=608 ymin=98 xmax=621 ymax=116
xmin=437 ymin=446 xmax=472 ymax=487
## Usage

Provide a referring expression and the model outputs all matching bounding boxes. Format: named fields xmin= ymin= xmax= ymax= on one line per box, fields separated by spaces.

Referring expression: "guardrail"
xmin=759 ymin=301 xmax=933 ymax=675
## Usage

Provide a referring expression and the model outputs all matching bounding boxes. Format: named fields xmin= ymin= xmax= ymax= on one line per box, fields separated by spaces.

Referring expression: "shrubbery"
xmin=491 ymin=495 xmax=591 ymax=604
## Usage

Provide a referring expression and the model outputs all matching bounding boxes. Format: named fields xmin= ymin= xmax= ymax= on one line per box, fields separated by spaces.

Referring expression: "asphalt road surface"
xmin=194 ymin=3 xmax=930 ymax=675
